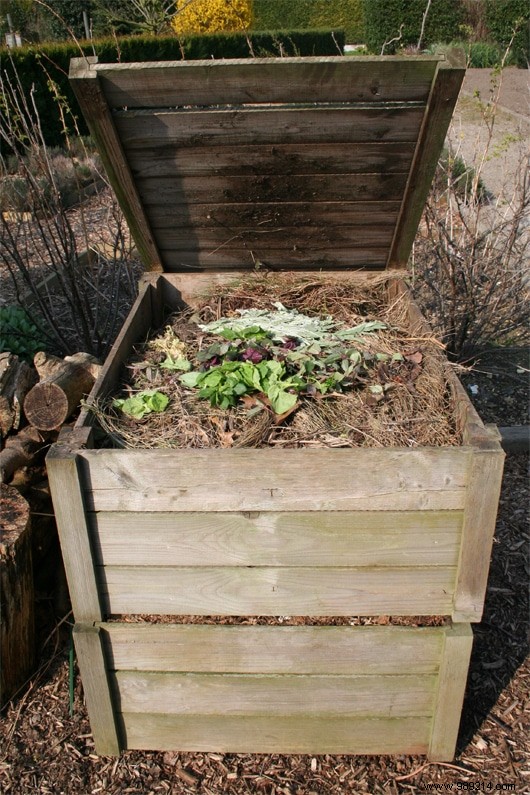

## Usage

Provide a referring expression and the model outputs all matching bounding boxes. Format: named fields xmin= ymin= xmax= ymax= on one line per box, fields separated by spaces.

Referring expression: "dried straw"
xmin=92 ymin=273 xmax=462 ymax=449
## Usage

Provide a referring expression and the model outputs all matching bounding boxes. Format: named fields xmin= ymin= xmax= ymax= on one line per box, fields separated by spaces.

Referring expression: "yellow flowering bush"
xmin=172 ymin=0 xmax=253 ymax=35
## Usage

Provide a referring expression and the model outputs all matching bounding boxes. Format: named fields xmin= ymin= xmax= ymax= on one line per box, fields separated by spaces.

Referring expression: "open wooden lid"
xmin=70 ymin=55 xmax=464 ymax=274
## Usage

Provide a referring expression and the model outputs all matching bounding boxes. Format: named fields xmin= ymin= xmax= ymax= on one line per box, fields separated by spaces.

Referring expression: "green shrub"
xmin=253 ymin=0 xmax=364 ymax=43
xmin=484 ymin=0 xmax=529 ymax=67
xmin=0 ymin=306 xmax=48 ymax=360
xmin=362 ymin=0 xmax=464 ymax=54
xmin=0 ymin=29 xmax=345 ymax=148
xmin=429 ymin=39 xmax=509 ymax=68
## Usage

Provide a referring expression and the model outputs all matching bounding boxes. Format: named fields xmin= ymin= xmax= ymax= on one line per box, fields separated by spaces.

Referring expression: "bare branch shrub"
xmin=412 ymin=63 xmax=529 ymax=361
xmin=0 ymin=61 xmax=140 ymax=358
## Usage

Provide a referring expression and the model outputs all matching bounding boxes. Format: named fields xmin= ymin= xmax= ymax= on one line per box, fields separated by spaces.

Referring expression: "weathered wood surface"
xmin=0 ymin=425 xmax=51 ymax=484
xmin=71 ymin=56 xmax=461 ymax=274
xmin=114 ymin=106 xmax=425 ymax=149
xmin=113 ymin=671 xmax=436 ymax=717
xmin=429 ymin=623 xmax=473 ymax=760
xmin=128 ymin=142 xmax=416 ymax=179
xmin=79 ymin=448 xmax=470 ymax=512
xmin=76 ymin=281 xmax=157 ymax=428
xmin=388 ymin=61 xmax=465 ymax=267
xmin=69 ymin=58 xmax=162 ymax=272
xmin=135 ymin=172 xmax=408 ymax=207
xmin=101 ymin=623 xmax=446 ymax=675
xmin=46 ymin=452 xmax=102 ymax=621
xmin=98 ymin=565 xmax=455 ymax=616
xmin=453 ymin=446 xmax=505 ymax=622
xmin=90 ymin=510 xmax=462 ymax=567
xmin=120 ymin=713 xmax=430 ymax=754
xmin=148 ymin=202 xmax=402 ymax=230
xmin=95 ymin=56 xmax=440 ymax=107
xmin=0 ymin=484 xmax=34 ymax=707
xmin=72 ymin=624 xmax=120 ymax=755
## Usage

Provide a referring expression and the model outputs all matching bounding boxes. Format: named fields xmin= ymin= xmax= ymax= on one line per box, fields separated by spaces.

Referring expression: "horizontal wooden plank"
xmin=90 ymin=511 xmax=462 ymax=568
xmin=147 ymin=201 xmax=401 ymax=230
xmin=113 ymin=671 xmax=436 ymax=718
xmin=135 ymin=172 xmax=408 ymax=206
xmin=128 ymin=142 xmax=416 ymax=179
xmin=96 ymin=57 xmax=439 ymax=107
xmin=115 ymin=106 xmax=425 ymax=148
xmin=119 ymin=713 xmax=430 ymax=754
xmin=151 ymin=224 xmax=395 ymax=252
xmin=98 ymin=566 xmax=455 ymax=616
xmin=100 ymin=624 xmax=446 ymax=675
xmin=79 ymin=448 xmax=470 ymax=512
xmin=159 ymin=246 xmax=390 ymax=271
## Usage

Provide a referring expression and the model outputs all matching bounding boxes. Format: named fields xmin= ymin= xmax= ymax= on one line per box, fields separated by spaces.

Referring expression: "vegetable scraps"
xmin=176 ymin=304 xmax=398 ymax=415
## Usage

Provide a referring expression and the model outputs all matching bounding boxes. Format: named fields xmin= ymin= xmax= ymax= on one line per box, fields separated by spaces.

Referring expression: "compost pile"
xmin=95 ymin=274 xmax=462 ymax=449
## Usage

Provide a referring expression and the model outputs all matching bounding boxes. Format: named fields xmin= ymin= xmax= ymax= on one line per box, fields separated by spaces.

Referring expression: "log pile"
xmin=0 ymin=351 xmax=100 ymax=484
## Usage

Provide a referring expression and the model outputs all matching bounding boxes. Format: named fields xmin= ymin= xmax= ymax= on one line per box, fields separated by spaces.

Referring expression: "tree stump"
xmin=0 ymin=483 xmax=34 ymax=707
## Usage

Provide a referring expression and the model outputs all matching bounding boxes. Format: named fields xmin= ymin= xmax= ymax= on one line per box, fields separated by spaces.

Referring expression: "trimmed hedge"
xmin=362 ymin=0 xmax=464 ymax=54
xmin=1 ymin=29 xmax=345 ymax=148
xmin=253 ymin=0 xmax=365 ymax=43
xmin=484 ymin=0 xmax=529 ymax=67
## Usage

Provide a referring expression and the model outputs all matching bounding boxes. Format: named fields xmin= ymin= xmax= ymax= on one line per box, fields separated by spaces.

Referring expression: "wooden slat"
xmin=73 ymin=624 xmax=120 ymax=755
xmin=113 ymin=671 xmax=436 ymax=718
xmin=453 ymin=444 xmax=505 ymax=622
xmin=76 ymin=279 xmax=157 ymax=428
xmin=388 ymin=61 xmax=465 ymax=268
xmin=135 ymin=172 xmax=408 ymax=206
xmin=69 ymin=58 xmax=162 ymax=272
xmin=159 ymin=246 xmax=389 ymax=271
xmin=46 ymin=452 xmax=102 ymax=622
xmin=100 ymin=624 xmax=446 ymax=675
xmin=147 ymin=201 xmax=401 ymax=230
xmin=98 ymin=565 xmax=456 ymax=616
xmin=80 ymin=448 xmax=470 ymax=512
xmin=152 ymin=224 xmax=395 ymax=251
xmin=90 ymin=510 xmax=462 ymax=568
xmin=128 ymin=142 xmax=416 ymax=179
xmin=96 ymin=56 xmax=440 ymax=107
xmin=429 ymin=623 xmax=473 ymax=760
xmin=119 ymin=713 xmax=430 ymax=754
xmin=114 ymin=106 xmax=425 ymax=148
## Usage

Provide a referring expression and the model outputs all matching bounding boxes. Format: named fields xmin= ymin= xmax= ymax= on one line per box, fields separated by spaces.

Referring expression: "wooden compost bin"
xmin=47 ymin=55 xmax=504 ymax=759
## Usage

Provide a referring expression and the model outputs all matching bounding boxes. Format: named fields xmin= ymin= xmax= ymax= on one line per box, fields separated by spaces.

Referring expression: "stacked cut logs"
xmin=0 ymin=351 xmax=100 ymax=484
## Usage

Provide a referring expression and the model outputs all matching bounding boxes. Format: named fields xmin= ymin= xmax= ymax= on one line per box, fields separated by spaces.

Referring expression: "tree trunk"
xmin=0 ymin=483 xmax=34 ymax=707
xmin=24 ymin=352 xmax=100 ymax=431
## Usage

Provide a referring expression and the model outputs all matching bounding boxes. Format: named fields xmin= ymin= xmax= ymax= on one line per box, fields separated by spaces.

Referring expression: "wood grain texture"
xmin=158 ymin=247 xmax=389 ymax=271
xmin=100 ymin=623 xmax=446 ymax=675
xmin=69 ymin=59 xmax=162 ymax=272
xmin=453 ymin=445 xmax=505 ymax=622
xmin=76 ymin=280 xmax=155 ymax=428
xmin=135 ymin=172 xmax=408 ymax=206
xmin=96 ymin=56 xmax=439 ymax=107
xmin=73 ymin=624 xmax=121 ymax=755
xmin=98 ymin=565 xmax=455 ymax=616
xmin=46 ymin=452 xmax=102 ymax=621
xmin=79 ymin=447 xmax=470 ymax=512
xmin=388 ymin=62 xmax=465 ymax=268
xmin=119 ymin=713 xmax=430 ymax=754
xmin=113 ymin=671 xmax=436 ymax=717
xmin=128 ymin=142 xmax=416 ymax=179
xmin=429 ymin=623 xmax=473 ymax=761
xmin=114 ymin=106 xmax=425 ymax=149
xmin=147 ymin=201 xmax=401 ymax=230
xmin=89 ymin=510 xmax=462 ymax=568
